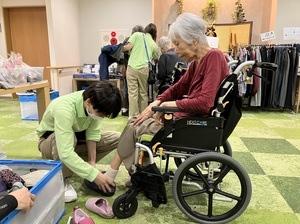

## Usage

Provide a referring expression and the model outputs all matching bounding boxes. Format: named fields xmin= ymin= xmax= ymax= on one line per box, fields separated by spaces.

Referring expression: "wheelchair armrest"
xmin=152 ymin=106 xmax=197 ymax=114
xmin=151 ymin=106 xmax=183 ymax=113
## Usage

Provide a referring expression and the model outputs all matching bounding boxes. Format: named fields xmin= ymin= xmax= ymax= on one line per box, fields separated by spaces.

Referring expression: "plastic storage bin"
xmin=18 ymin=91 xmax=59 ymax=120
xmin=0 ymin=160 xmax=65 ymax=224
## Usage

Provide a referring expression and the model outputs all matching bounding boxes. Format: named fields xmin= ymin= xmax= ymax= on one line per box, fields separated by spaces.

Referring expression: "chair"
xmin=112 ymin=60 xmax=277 ymax=223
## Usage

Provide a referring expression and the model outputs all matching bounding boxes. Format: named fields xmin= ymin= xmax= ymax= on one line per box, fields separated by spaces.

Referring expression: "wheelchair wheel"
xmin=173 ymin=140 xmax=232 ymax=180
xmin=173 ymin=152 xmax=251 ymax=224
xmin=112 ymin=193 xmax=138 ymax=219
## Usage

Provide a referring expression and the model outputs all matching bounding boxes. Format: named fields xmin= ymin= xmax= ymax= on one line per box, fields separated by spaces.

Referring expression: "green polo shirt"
xmin=127 ymin=32 xmax=158 ymax=69
xmin=36 ymin=90 xmax=100 ymax=182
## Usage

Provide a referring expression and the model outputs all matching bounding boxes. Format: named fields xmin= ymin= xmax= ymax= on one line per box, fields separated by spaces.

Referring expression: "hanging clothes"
xmin=271 ymin=47 xmax=290 ymax=108
xmin=98 ymin=43 xmax=124 ymax=80
xmin=236 ymin=44 xmax=300 ymax=110
xmin=250 ymin=47 xmax=262 ymax=107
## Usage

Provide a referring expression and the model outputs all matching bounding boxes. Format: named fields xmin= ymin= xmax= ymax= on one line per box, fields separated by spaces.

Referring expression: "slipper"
xmin=83 ymin=179 xmax=116 ymax=197
xmin=85 ymin=198 xmax=114 ymax=219
xmin=73 ymin=206 xmax=95 ymax=224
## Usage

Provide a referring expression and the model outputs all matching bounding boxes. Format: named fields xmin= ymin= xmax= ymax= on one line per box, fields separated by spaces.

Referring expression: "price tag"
xmin=260 ymin=31 xmax=276 ymax=42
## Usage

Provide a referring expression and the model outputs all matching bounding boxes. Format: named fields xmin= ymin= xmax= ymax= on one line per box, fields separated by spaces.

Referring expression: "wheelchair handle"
xmin=227 ymin=60 xmax=239 ymax=67
xmin=255 ymin=61 xmax=277 ymax=71
xmin=233 ymin=60 xmax=277 ymax=74
xmin=246 ymin=61 xmax=277 ymax=80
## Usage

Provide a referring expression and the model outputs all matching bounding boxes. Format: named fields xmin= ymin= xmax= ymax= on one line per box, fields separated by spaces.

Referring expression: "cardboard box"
xmin=0 ymin=160 xmax=65 ymax=224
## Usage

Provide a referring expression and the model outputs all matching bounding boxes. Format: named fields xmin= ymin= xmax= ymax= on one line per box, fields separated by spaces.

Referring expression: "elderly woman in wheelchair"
xmin=104 ymin=12 xmax=229 ymax=185
xmin=104 ymin=13 xmax=277 ymax=224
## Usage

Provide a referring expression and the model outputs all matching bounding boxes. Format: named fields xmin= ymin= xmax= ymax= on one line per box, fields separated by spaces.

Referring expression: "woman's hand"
xmin=133 ymin=100 xmax=161 ymax=127
xmin=10 ymin=187 xmax=35 ymax=214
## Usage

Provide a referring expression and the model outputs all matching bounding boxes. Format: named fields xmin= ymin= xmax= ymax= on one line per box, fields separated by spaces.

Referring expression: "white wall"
xmin=78 ymin=0 xmax=153 ymax=64
xmin=274 ymin=0 xmax=300 ymax=44
xmin=45 ymin=0 xmax=81 ymax=66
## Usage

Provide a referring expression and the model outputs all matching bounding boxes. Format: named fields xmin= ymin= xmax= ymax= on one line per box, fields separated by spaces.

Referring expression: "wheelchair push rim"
xmin=172 ymin=152 xmax=252 ymax=224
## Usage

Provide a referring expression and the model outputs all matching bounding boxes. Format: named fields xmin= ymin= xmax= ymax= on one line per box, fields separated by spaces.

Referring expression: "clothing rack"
xmin=238 ymin=43 xmax=299 ymax=48
xmin=235 ymin=43 xmax=300 ymax=111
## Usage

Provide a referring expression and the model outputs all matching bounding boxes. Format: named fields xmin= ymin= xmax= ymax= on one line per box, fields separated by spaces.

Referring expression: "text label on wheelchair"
xmin=187 ymin=120 xmax=208 ymax=126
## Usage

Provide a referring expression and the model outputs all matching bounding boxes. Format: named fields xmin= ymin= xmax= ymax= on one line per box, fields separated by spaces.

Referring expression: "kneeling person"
xmin=36 ymin=81 xmax=122 ymax=202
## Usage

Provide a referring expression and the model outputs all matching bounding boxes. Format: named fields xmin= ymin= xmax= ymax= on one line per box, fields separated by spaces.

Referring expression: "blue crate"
xmin=18 ymin=91 xmax=59 ymax=120
xmin=18 ymin=91 xmax=59 ymax=103
xmin=0 ymin=160 xmax=64 ymax=224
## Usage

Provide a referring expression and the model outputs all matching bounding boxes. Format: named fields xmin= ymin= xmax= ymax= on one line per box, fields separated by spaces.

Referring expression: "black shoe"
xmin=83 ymin=179 xmax=116 ymax=197
xmin=121 ymin=110 xmax=129 ymax=116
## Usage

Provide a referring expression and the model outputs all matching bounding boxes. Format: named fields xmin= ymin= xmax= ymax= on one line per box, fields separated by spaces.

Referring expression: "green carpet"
xmin=0 ymin=98 xmax=300 ymax=224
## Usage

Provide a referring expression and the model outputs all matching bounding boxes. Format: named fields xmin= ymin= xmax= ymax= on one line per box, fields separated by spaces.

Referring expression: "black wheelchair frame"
xmin=157 ymin=61 xmax=187 ymax=95
xmin=113 ymin=60 xmax=277 ymax=224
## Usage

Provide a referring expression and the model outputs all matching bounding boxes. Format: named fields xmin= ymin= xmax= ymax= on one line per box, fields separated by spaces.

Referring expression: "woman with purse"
xmin=122 ymin=23 xmax=159 ymax=118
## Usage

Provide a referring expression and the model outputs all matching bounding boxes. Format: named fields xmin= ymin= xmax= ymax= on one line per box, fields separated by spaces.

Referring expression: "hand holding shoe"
xmin=97 ymin=172 xmax=113 ymax=193
xmin=83 ymin=171 xmax=116 ymax=197
xmin=94 ymin=172 xmax=114 ymax=193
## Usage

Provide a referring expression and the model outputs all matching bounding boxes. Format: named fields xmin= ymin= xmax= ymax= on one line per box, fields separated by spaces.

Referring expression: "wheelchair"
xmin=157 ymin=61 xmax=187 ymax=95
xmin=113 ymin=60 xmax=277 ymax=224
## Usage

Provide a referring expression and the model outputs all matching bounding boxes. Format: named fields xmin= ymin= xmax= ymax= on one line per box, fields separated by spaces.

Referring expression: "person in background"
xmin=121 ymin=25 xmax=144 ymax=116
xmin=104 ymin=13 xmax=230 ymax=185
xmin=156 ymin=36 xmax=187 ymax=95
xmin=0 ymin=187 xmax=35 ymax=220
xmin=123 ymin=23 xmax=159 ymax=118
xmin=36 ymin=81 xmax=122 ymax=203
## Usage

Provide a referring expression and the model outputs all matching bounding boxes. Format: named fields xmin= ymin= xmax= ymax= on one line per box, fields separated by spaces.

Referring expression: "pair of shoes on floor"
xmin=65 ymin=178 xmax=78 ymax=203
xmin=73 ymin=206 xmax=94 ymax=224
xmin=85 ymin=198 xmax=114 ymax=219
xmin=83 ymin=179 xmax=116 ymax=197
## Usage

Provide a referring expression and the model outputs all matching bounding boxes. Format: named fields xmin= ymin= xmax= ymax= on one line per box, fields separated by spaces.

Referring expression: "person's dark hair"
xmin=83 ymin=81 xmax=121 ymax=118
xmin=144 ymin=23 xmax=157 ymax=41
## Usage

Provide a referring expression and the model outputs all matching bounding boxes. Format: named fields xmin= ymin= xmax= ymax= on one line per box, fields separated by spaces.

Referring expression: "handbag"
xmin=143 ymin=34 xmax=156 ymax=84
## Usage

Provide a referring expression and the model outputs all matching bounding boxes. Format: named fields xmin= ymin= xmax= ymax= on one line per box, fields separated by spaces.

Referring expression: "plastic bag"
xmin=0 ymin=52 xmax=43 ymax=86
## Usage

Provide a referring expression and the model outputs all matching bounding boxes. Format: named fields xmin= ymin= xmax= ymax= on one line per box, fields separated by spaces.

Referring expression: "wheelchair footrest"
xmin=131 ymin=163 xmax=168 ymax=206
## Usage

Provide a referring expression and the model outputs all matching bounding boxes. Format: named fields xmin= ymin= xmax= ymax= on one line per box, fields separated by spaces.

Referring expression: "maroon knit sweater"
xmin=157 ymin=49 xmax=229 ymax=117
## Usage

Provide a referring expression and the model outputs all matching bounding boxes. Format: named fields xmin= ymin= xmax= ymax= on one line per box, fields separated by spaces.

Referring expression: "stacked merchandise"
xmin=0 ymin=52 xmax=43 ymax=89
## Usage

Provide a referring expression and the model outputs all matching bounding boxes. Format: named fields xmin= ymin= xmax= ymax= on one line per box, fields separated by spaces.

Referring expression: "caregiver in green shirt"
xmin=36 ymin=81 xmax=121 ymax=202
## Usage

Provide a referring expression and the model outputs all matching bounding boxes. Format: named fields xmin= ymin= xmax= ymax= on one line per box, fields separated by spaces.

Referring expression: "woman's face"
xmin=172 ymin=36 xmax=196 ymax=62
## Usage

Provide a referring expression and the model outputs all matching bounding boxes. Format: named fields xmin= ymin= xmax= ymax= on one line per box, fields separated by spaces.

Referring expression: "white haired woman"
xmin=103 ymin=13 xmax=230 ymax=184
xmin=156 ymin=36 xmax=187 ymax=94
